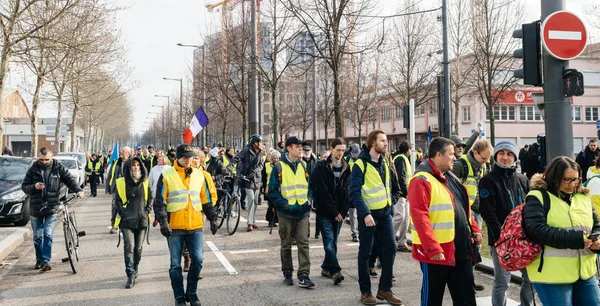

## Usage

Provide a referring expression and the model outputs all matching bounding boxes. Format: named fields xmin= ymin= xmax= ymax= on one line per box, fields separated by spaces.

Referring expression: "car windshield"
xmin=0 ymin=159 xmax=29 ymax=181
xmin=56 ymin=159 xmax=77 ymax=169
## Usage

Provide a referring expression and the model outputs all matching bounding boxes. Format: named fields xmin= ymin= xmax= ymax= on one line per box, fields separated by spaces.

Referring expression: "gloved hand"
xmin=210 ymin=220 xmax=218 ymax=235
xmin=160 ymin=221 xmax=172 ymax=237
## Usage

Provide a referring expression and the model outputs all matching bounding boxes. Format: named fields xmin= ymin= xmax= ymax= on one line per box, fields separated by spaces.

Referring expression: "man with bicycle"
xmin=154 ymin=144 xmax=218 ymax=306
xmin=228 ymin=134 xmax=265 ymax=232
xmin=22 ymin=147 xmax=84 ymax=272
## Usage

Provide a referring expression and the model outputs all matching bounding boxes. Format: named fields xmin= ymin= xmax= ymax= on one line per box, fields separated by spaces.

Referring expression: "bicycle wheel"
xmin=215 ymin=196 xmax=226 ymax=229
xmin=69 ymin=213 xmax=80 ymax=261
xmin=226 ymin=196 xmax=241 ymax=235
xmin=63 ymin=217 xmax=78 ymax=273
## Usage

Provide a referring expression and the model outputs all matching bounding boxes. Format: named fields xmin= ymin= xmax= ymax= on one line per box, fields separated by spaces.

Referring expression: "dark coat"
xmin=523 ymin=174 xmax=600 ymax=251
xmin=22 ymin=159 xmax=82 ymax=217
xmin=230 ymin=144 xmax=264 ymax=189
xmin=393 ymin=152 xmax=410 ymax=197
xmin=114 ymin=157 xmax=152 ymax=229
xmin=478 ymin=164 xmax=529 ymax=245
xmin=576 ymin=146 xmax=599 ymax=181
xmin=310 ymin=156 xmax=351 ymax=219
xmin=105 ymin=158 xmax=127 ymax=193
xmin=526 ymin=143 xmax=544 ymax=178
xmin=206 ymin=157 xmax=225 ymax=188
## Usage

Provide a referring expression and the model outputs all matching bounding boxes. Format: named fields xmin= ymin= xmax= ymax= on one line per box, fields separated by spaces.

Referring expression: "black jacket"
xmin=310 ymin=156 xmax=352 ymax=219
xmin=523 ymin=174 xmax=600 ymax=251
xmin=207 ymin=157 xmax=225 ymax=188
xmin=478 ymin=164 xmax=529 ymax=245
xmin=230 ymin=144 xmax=264 ymax=189
xmin=141 ymin=154 xmax=155 ymax=172
xmin=22 ymin=159 xmax=82 ymax=217
xmin=393 ymin=152 xmax=409 ymax=197
xmin=576 ymin=146 xmax=599 ymax=181
xmin=526 ymin=143 xmax=544 ymax=178
xmin=106 ymin=158 xmax=127 ymax=193
xmin=114 ymin=157 xmax=152 ymax=229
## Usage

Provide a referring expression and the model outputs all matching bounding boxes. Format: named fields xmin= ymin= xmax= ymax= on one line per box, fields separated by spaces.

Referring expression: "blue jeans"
xmin=534 ymin=276 xmax=600 ymax=306
xmin=167 ymin=231 xmax=204 ymax=299
xmin=121 ymin=227 xmax=146 ymax=277
xmin=30 ymin=214 xmax=57 ymax=263
xmin=320 ymin=218 xmax=342 ymax=273
xmin=357 ymin=208 xmax=396 ymax=293
xmin=490 ymin=247 xmax=534 ymax=306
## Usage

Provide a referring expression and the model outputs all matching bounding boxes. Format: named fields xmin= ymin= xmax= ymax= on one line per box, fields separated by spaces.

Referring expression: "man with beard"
xmin=106 ymin=146 xmax=132 ymax=234
xmin=577 ymin=138 xmax=599 ymax=181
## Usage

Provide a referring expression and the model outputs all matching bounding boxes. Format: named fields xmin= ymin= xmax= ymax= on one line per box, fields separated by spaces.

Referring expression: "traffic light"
xmin=512 ymin=21 xmax=542 ymax=86
xmin=403 ymin=105 xmax=410 ymax=129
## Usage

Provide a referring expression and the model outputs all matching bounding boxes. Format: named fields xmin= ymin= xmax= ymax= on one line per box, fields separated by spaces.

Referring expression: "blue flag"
xmin=135 ymin=140 xmax=141 ymax=150
xmin=108 ymin=141 xmax=119 ymax=165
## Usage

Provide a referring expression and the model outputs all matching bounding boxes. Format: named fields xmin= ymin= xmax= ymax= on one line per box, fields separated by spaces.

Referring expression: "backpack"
xmin=493 ymin=189 xmax=550 ymax=272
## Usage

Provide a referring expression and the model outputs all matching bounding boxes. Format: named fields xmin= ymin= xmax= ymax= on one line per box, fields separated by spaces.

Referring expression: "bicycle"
xmin=57 ymin=195 xmax=86 ymax=273
xmin=214 ymin=175 xmax=245 ymax=235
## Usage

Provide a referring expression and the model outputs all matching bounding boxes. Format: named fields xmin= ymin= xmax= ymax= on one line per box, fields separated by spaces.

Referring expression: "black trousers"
xmin=89 ymin=174 xmax=99 ymax=196
xmin=419 ymin=259 xmax=476 ymax=306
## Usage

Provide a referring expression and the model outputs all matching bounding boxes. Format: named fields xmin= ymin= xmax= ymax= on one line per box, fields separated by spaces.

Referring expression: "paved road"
xmin=0 ymin=187 xmax=529 ymax=305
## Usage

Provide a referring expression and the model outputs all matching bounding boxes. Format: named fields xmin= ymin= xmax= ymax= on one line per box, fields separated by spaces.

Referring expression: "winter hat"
xmin=350 ymin=143 xmax=360 ymax=158
xmin=494 ymin=141 xmax=519 ymax=161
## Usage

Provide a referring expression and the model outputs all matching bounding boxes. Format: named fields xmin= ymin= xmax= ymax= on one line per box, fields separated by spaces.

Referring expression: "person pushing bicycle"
xmin=21 ymin=147 xmax=84 ymax=272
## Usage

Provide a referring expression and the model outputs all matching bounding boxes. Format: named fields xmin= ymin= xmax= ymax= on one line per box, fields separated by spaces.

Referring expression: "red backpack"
xmin=494 ymin=189 xmax=550 ymax=272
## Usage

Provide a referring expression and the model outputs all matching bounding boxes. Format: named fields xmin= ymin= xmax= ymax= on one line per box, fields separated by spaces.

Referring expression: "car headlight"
xmin=3 ymin=190 xmax=26 ymax=202
xmin=8 ymin=203 xmax=22 ymax=215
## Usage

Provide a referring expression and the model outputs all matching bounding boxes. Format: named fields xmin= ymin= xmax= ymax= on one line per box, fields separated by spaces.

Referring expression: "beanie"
xmin=494 ymin=141 xmax=519 ymax=161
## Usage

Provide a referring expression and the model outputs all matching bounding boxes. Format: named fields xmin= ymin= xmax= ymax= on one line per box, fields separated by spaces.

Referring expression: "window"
xmin=368 ymin=109 xmax=377 ymax=121
xmin=381 ymin=105 xmax=391 ymax=121
xmin=415 ymin=104 xmax=425 ymax=116
xmin=429 ymin=102 xmax=438 ymax=115
xmin=585 ymin=107 xmax=600 ymax=122
xmin=486 ymin=105 xmax=515 ymax=121
xmin=519 ymin=106 xmax=542 ymax=121
xmin=395 ymin=105 xmax=403 ymax=119
xmin=572 ymin=106 xmax=582 ymax=122
xmin=462 ymin=106 xmax=471 ymax=123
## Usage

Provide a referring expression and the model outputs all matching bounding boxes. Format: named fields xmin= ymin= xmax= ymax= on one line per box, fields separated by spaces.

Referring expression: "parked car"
xmin=57 ymin=152 xmax=88 ymax=188
xmin=54 ymin=156 xmax=85 ymax=191
xmin=0 ymin=157 xmax=32 ymax=225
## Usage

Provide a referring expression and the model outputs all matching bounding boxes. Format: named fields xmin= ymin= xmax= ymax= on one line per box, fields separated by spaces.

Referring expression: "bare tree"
xmin=316 ymin=61 xmax=335 ymax=146
xmin=345 ymin=52 xmax=380 ymax=145
xmin=0 ymin=0 xmax=80 ymax=149
xmin=283 ymin=0 xmax=382 ymax=138
xmin=470 ymin=0 xmax=523 ymax=146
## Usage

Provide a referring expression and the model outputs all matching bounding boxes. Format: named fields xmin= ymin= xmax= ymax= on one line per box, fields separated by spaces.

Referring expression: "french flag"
xmin=183 ymin=107 xmax=209 ymax=144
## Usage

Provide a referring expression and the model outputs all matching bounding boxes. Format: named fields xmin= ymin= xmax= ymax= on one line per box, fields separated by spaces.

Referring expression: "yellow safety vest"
xmin=265 ymin=162 xmax=273 ymax=188
xmin=162 ymin=167 xmax=204 ymax=212
xmin=109 ymin=160 xmax=121 ymax=186
xmin=279 ymin=162 xmax=309 ymax=206
xmin=116 ymin=178 xmax=149 ymax=206
xmin=223 ymin=155 xmax=237 ymax=174
xmin=355 ymin=159 xmax=391 ymax=210
xmin=87 ymin=160 xmax=101 ymax=175
xmin=393 ymin=154 xmax=413 ymax=185
xmin=348 ymin=158 xmax=355 ymax=172
xmin=526 ymin=190 xmax=596 ymax=283
xmin=460 ymin=155 xmax=486 ymax=207
xmin=409 ymin=172 xmax=455 ymax=245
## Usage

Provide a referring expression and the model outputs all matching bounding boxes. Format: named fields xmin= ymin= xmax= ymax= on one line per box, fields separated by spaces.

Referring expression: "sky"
xmin=24 ymin=0 xmax=596 ymax=137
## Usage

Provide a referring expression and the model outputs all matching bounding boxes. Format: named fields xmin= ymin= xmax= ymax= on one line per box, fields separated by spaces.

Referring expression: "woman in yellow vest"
xmin=114 ymin=157 xmax=152 ymax=289
xmin=523 ymin=156 xmax=600 ymax=305
xmin=263 ymin=151 xmax=280 ymax=227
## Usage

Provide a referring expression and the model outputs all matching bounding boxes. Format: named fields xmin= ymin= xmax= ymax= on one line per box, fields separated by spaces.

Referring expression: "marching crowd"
xmin=15 ymin=129 xmax=600 ymax=306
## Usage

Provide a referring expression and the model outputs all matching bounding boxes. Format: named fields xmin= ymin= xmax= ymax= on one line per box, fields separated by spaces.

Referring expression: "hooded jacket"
xmin=22 ymin=159 xmax=83 ymax=217
xmin=230 ymin=144 xmax=264 ymax=189
xmin=310 ymin=155 xmax=351 ymax=219
xmin=523 ymin=174 xmax=600 ymax=251
xmin=478 ymin=163 xmax=529 ymax=245
xmin=408 ymin=158 xmax=482 ymax=266
xmin=114 ymin=156 xmax=153 ymax=229
xmin=577 ymin=146 xmax=600 ymax=181
xmin=268 ymin=153 xmax=312 ymax=220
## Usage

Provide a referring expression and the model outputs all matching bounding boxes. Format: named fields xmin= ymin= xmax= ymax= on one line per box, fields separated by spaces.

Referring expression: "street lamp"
xmin=163 ymin=77 xmax=183 ymax=144
xmin=177 ymin=42 xmax=207 ymax=147
xmin=155 ymin=95 xmax=171 ymax=147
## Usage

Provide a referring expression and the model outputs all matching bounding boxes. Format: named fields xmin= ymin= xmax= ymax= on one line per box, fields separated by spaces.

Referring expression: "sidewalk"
xmin=0 ymin=227 xmax=30 ymax=263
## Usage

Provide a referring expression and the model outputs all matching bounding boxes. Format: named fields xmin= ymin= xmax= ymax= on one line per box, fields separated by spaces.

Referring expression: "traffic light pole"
xmin=441 ymin=0 xmax=451 ymax=138
xmin=542 ymin=0 xmax=574 ymax=161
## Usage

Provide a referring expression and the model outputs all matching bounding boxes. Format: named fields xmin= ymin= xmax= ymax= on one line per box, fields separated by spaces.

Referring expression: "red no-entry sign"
xmin=541 ymin=11 xmax=588 ymax=60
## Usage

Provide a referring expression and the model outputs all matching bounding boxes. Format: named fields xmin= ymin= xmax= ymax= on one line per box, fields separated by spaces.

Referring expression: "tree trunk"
xmin=70 ymin=103 xmax=78 ymax=151
xmin=333 ymin=70 xmax=342 ymax=138
xmin=99 ymin=129 xmax=104 ymax=153
xmin=271 ymin=87 xmax=278 ymax=148
xmin=30 ymin=73 xmax=45 ymax=157
xmin=222 ymin=119 xmax=227 ymax=147
xmin=54 ymin=83 xmax=66 ymax=153
xmin=0 ymin=46 xmax=11 ymax=150
xmin=488 ymin=103 xmax=496 ymax=147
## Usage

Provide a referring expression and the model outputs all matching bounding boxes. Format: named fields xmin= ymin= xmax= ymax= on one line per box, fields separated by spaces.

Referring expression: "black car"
xmin=0 ymin=156 xmax=67 ymax=226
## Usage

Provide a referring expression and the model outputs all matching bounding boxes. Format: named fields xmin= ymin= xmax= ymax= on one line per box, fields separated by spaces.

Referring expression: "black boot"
xmin=125 ymin=276 xmax=135 ymax=289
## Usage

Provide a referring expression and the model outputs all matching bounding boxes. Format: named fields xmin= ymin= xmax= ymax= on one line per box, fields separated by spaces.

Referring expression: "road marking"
xmin=548 ymin=30 xmax=582 ymax=40
xmin=239 ymin=216 xmax=268 ymax=224
xmin=291 ymin=245 xmax=323 ymax=250
xmin=205 ymin=241 xmax=238 ymax=275
xmin=229 ymin=249 xmax=269 ymax=254
xmin=345 ymin=243 xmax=360 ymax=246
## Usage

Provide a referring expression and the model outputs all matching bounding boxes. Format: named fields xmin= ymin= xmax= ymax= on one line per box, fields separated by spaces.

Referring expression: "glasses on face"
xmin=562 ymin=177 xmax=581 ymax=185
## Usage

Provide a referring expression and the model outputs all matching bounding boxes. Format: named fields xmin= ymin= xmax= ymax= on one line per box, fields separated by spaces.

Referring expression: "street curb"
xmin=0 ymin=228 xmax=30 ymax=262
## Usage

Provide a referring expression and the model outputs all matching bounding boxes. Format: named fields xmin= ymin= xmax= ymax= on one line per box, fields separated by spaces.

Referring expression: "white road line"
xmin=291 ymin=245 xmax=323 ymax=250
xmin=239 ymin=216 xmax=269 ymax=224
xmin=229 ymin=249 xmax=269 ymax=254
xmin=345 ymin=243 xmax=360 ymax=246
xmin=548 ymin=30 xmax=582 ymax=40
xmin=205 ymin=241 xmax=238 ymax=275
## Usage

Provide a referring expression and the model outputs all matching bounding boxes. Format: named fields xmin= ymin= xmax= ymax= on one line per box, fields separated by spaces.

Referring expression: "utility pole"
xmin=248 ymin=0 xmax=259 ymax=136
xmin=542 ymin=0 xmax=573 ymax=160
xmin=441 ymin=0 xmax=451 ymax=138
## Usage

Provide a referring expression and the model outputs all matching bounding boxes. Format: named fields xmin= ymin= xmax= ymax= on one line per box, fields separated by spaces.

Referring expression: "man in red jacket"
xmin=408 ymin=137 xmax=483 ymax=306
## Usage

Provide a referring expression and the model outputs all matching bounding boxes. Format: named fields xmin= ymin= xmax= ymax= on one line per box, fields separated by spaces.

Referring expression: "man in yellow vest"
xmin=392 ymin=140 xmax=412 ymax=253
xmin=153 ymin=144 xmax=218 ymax=306
xmin=86 ymin=153 xmax=102 ymax=197
xmin=268 ymin=136 xmax=314 ymax=288
xmin=408 ymin=137 xmax=483 ymax=306
xmin=348 ymin=130 xmax=403 ymax=306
